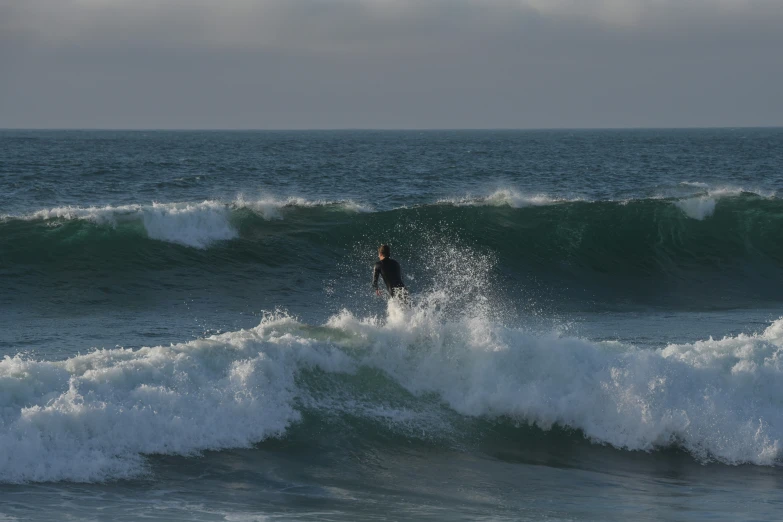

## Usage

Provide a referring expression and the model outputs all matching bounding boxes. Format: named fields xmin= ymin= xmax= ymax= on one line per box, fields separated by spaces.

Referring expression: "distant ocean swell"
xmin=1 ymin=302 xmax=782 ymax=484
xmin=2 ymin=192 xmax=781 ymax=304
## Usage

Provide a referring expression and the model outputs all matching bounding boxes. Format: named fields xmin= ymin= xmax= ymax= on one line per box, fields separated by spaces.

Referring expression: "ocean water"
xmin=1 ymin=128 xmax=782 ymax=521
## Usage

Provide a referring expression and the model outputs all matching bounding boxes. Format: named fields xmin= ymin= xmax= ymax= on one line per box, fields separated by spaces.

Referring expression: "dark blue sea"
xmin=1 ymin=129 xmax=783 ymax=521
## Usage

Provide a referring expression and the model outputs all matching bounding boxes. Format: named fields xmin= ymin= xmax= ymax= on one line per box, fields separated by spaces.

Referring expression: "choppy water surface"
xmin=1 ymin=129 xmax=782 ymax=521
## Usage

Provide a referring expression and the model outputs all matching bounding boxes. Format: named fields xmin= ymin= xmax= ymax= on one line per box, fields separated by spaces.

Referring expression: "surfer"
xmin=372 ymin=244 xmax=408 ymax=303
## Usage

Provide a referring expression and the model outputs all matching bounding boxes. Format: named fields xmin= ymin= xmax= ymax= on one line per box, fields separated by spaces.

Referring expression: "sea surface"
xmin=1 ymin=129 xmax=782 ymax=521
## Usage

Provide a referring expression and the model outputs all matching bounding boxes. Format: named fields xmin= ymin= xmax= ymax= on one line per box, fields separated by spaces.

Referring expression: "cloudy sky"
xmin=1 ymin=0 xmax=781 ymax=129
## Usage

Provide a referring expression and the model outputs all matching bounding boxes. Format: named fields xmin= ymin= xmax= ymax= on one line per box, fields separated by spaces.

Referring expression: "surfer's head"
xmin=378 ymin=244 xmax=390 ymax=259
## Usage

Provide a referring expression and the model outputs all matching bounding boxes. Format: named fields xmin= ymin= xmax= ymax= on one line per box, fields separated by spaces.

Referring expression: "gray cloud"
xmin=1 ymin=0 xmax=781 ymax=128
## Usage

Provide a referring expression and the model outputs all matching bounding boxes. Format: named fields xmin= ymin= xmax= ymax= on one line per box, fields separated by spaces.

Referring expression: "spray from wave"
xmin=234 ymin=195 xmax=372 ymax=220
xmin=675 ymin=197 xmax=717 ymax=220
xmin=437 ymin=189 xmax=580 ymax=208
xmin=671 ymin=184 xmax=778 ymax=220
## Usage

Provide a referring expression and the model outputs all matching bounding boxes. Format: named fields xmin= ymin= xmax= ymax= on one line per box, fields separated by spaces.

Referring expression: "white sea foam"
xmin=233 ymin=195 xmax=372 ymax=220
xmin=0 ymin=316 xmax=355 ymax=483
xmin=10 ymin=197 xmax=372 ymax=248
xmin=679 ymin=181 xmax=777 ymax=198
xmin=672 ymin=184 xmax=777 ymax=220
xmin=675 ymin=197 xmax=717 ymax=220
xmin=680 ymin=181 xmax=710 ymax=189
xmin=3 ymin=305 xmax=783 ymax=483
xmin=142 ymin=201 xmax=237 ymax=248
xmin=439 ymin=189 xmax=578 ymax=208
xmin=673 ymin=184 xmax=777 ymax=220
xmin=440 ymin=185 xmax=777 ymax=213
xmin=327 ymin=306 xmax=783 ymax=466
xmin=21 ymin=201 xmax=237 ymax=248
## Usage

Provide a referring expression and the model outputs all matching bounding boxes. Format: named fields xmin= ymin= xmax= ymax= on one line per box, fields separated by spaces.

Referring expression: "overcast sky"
xmin=1 ymin=0 xmax=781 ymax=129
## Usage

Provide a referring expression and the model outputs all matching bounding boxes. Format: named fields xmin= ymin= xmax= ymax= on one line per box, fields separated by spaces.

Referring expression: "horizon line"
xmin=1 ymin=125 xmax=782 ymax=132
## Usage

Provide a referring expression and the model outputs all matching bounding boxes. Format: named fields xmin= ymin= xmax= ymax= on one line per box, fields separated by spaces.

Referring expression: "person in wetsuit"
xmin=372 ymin=244 xmax=407 ymax=301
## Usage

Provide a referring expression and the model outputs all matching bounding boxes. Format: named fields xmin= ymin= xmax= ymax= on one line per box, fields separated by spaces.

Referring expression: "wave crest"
xmin=3 ymin=305 xmax=783 ymax=483
xmin=438 ymin=189 xmax=578 ymax=208
xmin=5 ymin=197 xmax=372 ymax=248
xmin=326 ymin=305 xmax=783 ymax=466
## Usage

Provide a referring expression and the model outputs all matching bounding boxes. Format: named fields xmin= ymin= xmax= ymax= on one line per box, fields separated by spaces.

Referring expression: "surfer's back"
xmin=373 ymin=257 xmax=405 ymax=292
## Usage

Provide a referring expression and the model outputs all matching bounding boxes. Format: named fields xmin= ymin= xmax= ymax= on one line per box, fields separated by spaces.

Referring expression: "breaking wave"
xmin=1 ymin=191 xmax=781 ymax=308
xmin=2 ymin=301 xmax=782 ymax=483
xmin=2 ymin=197 xmax=372 ymax=248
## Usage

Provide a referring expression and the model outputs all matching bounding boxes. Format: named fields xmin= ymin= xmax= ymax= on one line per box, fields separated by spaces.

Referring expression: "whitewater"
xmin=2 ymin=128 xmax=782 ymax=521
xmin=3 ymin=302 xmax=783 ymax=483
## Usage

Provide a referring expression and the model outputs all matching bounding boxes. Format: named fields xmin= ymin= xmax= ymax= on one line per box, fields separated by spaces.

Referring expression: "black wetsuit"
xmin=372 ymin=258 xmax=405 ymax=297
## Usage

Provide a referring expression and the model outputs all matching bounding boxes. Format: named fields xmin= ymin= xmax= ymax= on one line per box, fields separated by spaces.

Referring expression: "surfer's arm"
xmin=372 ymin=262 xmax=381 ymax=290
